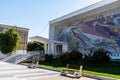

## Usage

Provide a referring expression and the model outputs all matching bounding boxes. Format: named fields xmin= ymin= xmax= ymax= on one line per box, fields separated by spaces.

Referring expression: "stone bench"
xmin=60 ymin=64 xmax=83 ymax=78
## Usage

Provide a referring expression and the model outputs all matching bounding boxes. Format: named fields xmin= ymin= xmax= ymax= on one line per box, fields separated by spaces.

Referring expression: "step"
xmin=0 ymin=67 xmax=27 ymax=71
xmin=15 ymin=71 xmax=59 ymax=78
xmin=17 ymin=73 xmax=59 ymax=80
xmin=0 ymin=68 xmax=42 ymax=76
xmin=0 ymin=77 xmax=26 ymax=80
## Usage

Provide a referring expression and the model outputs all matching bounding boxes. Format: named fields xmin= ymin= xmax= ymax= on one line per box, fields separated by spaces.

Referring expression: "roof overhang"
xmin=50 ymin=0 xmax=120 ymax=26
xmin=29 ymin=36 xmax=67 ymax=44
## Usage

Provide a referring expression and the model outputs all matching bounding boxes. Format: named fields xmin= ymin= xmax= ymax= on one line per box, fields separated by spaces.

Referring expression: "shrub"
xmin=91 ymin=49 xmax=110 ymax=63
xmin=57 ymin=51 xmax=83 ymax=65
xmin=68 ymin=51 xmax=83 ymax=60
xmin=44 ymin=54 xmax=53 ymax=63
xmin=83 ymin=54 xmax=92 ymax=62
xmin=58 ymin=52 xmax=70 ymax=65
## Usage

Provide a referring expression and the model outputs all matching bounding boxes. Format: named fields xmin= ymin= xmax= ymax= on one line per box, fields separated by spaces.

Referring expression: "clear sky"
xmin=0 ymin=0 xmax=102 ymax=38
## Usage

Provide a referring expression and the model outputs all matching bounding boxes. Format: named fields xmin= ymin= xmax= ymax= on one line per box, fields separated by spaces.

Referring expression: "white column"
xmin=47 ymin=43 xmax=51 ymax=54
xmin=44 ymin=43 xmax=46 ymax=54
xmin=62 ymin=43 xmax=68 ymax=52
xmin=48 ymin=43 xmax=51 ymax=54
xmin=44 ymin=43 xmax=48 ymax=54
xmin=50 ymin=42 xmax=55 ymax=55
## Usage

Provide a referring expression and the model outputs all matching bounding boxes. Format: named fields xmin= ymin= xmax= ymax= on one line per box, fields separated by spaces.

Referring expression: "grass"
xmin=24 ymin=60 xmax=120 ymax=79
xmin=38 ymin=64 xmax=120 ymax=79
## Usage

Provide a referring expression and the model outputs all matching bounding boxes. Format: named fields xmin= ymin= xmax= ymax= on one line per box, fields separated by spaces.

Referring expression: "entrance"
xmin=56 ymin=45 xmax=62 ymax=54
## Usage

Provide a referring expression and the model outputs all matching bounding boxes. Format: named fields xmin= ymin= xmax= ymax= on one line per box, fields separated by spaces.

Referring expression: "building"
xmin=0 ymin=24 xmax=29 ymax=50
xmin=30 ymin=0 xmax=120 ymax=59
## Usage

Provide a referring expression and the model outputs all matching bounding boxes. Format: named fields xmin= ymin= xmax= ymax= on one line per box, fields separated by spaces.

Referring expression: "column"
xmin=50 ymin=42 xmax=55 ymax=55
xmin=62 ymin=43 xmax=68 ymax=52
xmin=44 ymin=43 xmax=48 ymax=54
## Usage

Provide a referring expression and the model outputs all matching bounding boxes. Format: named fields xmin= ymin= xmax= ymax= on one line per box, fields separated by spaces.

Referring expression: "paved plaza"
xmin=0 ymin=61 xmax=96 ymax=80
xmin=32 ymin=75 xmax=96 ymax=80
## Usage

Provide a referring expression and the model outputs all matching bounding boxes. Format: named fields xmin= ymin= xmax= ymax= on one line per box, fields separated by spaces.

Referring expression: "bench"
xmin=27 ymin=57 xmax=39 ymax=69
xmin=27 ymin=63 xmax=37 ymax=68
xmin=60 ymin=64 xmax=83 ymax=78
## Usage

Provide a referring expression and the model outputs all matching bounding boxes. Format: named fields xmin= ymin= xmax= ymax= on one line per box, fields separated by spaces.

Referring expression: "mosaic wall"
xmin=55 ymin=13 xmax=120 ymax=52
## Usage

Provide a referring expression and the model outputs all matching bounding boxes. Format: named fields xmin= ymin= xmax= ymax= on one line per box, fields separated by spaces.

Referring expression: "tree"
xmin=0 ymin=27 xmax=20 ymax=54
xmin=27 ymin=41 xmax=44 ymax=51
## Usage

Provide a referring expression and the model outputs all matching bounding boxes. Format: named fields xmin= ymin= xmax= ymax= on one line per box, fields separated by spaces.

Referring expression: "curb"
xmin=83 ymin=74 xmax=116 ymax=80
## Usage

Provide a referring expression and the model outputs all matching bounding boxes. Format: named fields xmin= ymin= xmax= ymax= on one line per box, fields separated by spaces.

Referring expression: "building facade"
xmin=0 ymin=24 xmax=29 ymax=50
xmin=30 ymin=0 xmax=120 ymax=59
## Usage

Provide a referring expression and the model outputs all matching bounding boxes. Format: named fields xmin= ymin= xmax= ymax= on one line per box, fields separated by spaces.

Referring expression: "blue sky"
xmin=0 ymin=0 xmax=101 ymax=38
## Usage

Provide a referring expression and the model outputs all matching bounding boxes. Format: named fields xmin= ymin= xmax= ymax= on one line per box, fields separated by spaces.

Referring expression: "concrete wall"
xmin=51 ymin=5 xmax=120 ymax=55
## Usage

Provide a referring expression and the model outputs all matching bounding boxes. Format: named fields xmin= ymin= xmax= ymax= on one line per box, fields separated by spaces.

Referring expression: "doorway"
xmin=56 ymin=45 xmax=62 ymax=54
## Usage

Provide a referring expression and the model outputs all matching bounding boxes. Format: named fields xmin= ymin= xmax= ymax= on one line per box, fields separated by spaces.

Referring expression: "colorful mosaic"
xmin=55 ymin=13 xmax=120 ymax=51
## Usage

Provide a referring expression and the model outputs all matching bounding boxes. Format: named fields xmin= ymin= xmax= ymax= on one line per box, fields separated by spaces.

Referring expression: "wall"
xmin=17 ymin=29 xmax=28 ymax=50
xmin=54 ymin=9 xmax=120 ymax=54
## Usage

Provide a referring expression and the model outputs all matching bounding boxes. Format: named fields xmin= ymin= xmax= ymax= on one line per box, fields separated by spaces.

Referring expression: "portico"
xmin=29 ymin=36 xmax=68 ymax=55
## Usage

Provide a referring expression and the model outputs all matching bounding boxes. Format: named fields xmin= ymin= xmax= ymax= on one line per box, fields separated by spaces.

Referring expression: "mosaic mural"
xmin=55 ymin=13 xmax=120 ymax=51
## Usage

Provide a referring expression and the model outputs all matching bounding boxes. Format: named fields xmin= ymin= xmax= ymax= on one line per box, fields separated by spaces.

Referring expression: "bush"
xmin=91 ymin=49 xmax=110 ymax=63
xmin=57 ymin=51 xmax=83 ymax=65
xmin=44 ymin=54 xmax=53 ymax=63
xmin=58 ymin=52 xmax=70 ymax=65
xmin=68 ymin=51 xmax=83 ymax=60
xmin=83 ymin=54 xmax=92 ymax=62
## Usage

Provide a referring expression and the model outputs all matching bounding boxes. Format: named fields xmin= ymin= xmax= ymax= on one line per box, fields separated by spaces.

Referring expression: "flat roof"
xmin=29 ymin=36 xmax=67 ymax=44
xmin=50 ymin=0 xmax=120 ymax=26
xmin=0 ymin=24 xmax=29 ymax=30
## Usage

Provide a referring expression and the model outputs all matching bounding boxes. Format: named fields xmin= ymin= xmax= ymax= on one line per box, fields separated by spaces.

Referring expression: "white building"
xmin=30 ymin=0 xmax=120 ymax=59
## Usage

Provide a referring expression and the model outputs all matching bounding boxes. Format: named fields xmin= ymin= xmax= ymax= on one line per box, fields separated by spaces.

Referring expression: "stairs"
xmin=2 ymin=53 xmax=36 ymax=64
xmin=2 ymin=51 xmax=45 ymax=64
xmin=2 ymin=54 xmax=28 ymax=63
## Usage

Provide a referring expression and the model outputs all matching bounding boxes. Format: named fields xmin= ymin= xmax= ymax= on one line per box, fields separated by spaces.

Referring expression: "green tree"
xmin=27 ymin=41 xmax=44 ymax=51
xmin=0 ymin=27 xmax=20 ymax=54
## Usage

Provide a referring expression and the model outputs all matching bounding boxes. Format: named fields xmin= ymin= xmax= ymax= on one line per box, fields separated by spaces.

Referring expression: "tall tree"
xmin=0 ymin=27 xmax=20 ymax=54
xmin=27 ymin=41 xmax=44 ymax=51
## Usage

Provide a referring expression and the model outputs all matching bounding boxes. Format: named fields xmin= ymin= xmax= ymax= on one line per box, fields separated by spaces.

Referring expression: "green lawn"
xmin=38 ymin=64 xmax=120 ymax=79
xmin=24 ymin=60 xmax=120 ymax=79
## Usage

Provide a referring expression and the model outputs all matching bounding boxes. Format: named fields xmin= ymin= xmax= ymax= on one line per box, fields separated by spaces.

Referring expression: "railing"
xmin=15 ymin=54 xmax=29 ymax=64
xmin=109 ymin=54 xmax=120 ymax=59
xmin=27 ymin=51 xmax=44 ymax=57
xmin=2 ymin=53 xmax=20 ymax=62
xmin=15 ymin=51 xmax=45 ymax=64
xmin=1 ymin=51 xmax=45 ymax=64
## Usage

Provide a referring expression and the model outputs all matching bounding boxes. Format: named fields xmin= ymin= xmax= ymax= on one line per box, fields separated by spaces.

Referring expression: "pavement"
xmin=32 ymin=75 xmax=96 ymax=80
xmin=0 ymin=61 xmax=96 ymax=80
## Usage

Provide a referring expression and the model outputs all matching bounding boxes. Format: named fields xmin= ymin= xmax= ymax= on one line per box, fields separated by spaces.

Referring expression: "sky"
xmin=0 ymin=0 xmax=102 ymax=38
